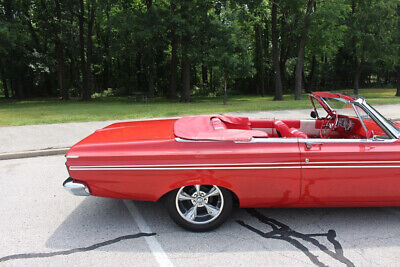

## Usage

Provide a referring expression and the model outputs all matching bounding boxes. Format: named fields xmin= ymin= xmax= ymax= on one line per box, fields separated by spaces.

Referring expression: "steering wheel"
xmin=320 ymin=110 xmax=338 ymax=138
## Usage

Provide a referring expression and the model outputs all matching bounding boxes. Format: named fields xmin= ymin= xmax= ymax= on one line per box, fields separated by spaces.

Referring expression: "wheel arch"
xmin=157 ymin=183 xmax=240 ymax=207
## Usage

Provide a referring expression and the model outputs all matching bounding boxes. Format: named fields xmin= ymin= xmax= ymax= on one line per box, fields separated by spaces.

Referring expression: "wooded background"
xmin=1 ymin=0 xmax=400 ymax=102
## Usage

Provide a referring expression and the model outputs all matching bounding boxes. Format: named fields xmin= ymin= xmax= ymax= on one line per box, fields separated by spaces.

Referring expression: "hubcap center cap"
xmin=191 ymin=191 xmax=208 ymax=207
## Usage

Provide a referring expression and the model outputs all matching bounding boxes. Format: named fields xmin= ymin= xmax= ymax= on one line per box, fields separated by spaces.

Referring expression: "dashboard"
xmin=337 ymin=117 xmax=354 ymax=131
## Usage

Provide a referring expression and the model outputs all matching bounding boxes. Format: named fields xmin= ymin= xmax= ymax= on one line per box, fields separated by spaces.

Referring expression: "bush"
xmin=91 ymin=88 xmax=114 ymax=98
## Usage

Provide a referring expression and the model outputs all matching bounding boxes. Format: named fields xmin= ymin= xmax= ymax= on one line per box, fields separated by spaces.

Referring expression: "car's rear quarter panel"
xmin=67 ymin=138 xmax=301 ymax=207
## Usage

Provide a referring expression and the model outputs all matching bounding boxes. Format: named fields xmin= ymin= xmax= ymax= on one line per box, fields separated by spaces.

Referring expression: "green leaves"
xmin=0 ymin=0 xmax=399 ymax=99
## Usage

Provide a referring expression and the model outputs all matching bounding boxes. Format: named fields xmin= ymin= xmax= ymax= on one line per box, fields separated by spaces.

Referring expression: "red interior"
xmin=174 ymin=114 xmax=383 ymax=141
xmin=174 ymin=115 xmax=268 ymax=142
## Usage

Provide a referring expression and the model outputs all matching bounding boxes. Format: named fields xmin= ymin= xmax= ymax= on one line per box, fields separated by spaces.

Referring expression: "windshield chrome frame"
xmin=352 ymin=102 xmax=369 ymax=135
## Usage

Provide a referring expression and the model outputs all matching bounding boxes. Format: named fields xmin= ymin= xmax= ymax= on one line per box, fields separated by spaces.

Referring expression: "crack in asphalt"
xmin=237 ymin=208 xmax=355 ymax=267
xmin=0 ymin=232 xmax=156 ymax=263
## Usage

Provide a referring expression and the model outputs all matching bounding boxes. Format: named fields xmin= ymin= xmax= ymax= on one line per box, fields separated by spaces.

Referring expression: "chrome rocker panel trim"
xmin=63 ymin=177 xmax=90 ymax=196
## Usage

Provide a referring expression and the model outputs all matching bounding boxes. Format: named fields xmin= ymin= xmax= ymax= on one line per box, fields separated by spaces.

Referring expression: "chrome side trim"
xmin=70 ymin=162 xmax=301 ymax=169
xmin=66 ymin=155 xmax=79 ymax=159
xmin=69 ymin=160 xmax=400 ymax=170
xmin=69 ymin=161 xmax=400 ymax=171
xmin=241 ymin=138 xmax=397 ymax=143
xmin=308 ymin=161 xmax=400 ymax=165
xmin=63 ymin=177 xmax=90 ymax=196
xmin=303 ymin=165 xmax=400 ymax=169
xmin=297 ymin=138 xmax=398 ymax=143
xmin=235 ymin=138 xmax=299 ymax=143
xmin=175 ymin=137 xmax=220 ymax=143
xmin=70 ymin=166 xmax=302 ymax=171
xmin=69 ymin=165 xmax=400 ymax=171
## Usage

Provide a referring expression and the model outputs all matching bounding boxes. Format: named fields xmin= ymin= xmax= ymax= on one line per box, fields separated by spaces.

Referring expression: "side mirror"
xmin=310 ymin=111 xmax=317 ymax=119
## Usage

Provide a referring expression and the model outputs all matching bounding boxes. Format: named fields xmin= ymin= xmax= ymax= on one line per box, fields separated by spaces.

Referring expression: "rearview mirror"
xmin=310 ymin=111 xmax=317 ymax=119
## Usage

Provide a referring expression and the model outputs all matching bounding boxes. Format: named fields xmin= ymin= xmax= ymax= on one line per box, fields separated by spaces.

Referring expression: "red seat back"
xmin=274 ymin=120 xmax=292 ymax=137
xmin=274 ymin=120 xmax=308 ymax=138
xmin=289 ymin=128 xmax=308 ymax=138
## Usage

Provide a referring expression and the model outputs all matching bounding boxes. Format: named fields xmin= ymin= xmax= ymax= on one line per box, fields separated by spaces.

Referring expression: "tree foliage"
xmin=0 ymin=0 xmax=399 ymax=101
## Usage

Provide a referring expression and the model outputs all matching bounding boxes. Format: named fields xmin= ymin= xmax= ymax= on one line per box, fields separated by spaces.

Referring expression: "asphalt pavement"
xmin=2 ymin=156 xmax=400 ymax=266
xmin=2 ymin=104 xmax=400 ymax=266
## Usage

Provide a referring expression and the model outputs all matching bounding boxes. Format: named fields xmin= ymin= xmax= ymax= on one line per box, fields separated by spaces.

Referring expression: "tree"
xmin=271 ymin=0 xmax=283 ymax=100
xmin=168 ymin=2 xmax=178 ymax=99
xmin=208 ymin=1 xmax=253 ymax=104
xmin=305 ymin=0 xmax=349 ymax=92
xmin=347 ymin=0 xmax=397 ymax=95
xmin=0 ymin=0 xmax=399 ymax=102
xmin=78 ymin=0 xmax=90 ymax=100
xmin=394 ymin=3 xmax=400 ymax=97
xmin=294 ymin=0 xmax=315 ymax=100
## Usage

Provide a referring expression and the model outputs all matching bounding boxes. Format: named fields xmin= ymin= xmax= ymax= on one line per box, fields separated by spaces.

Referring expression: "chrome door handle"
xmin=305 ymin=142 xmax=323 ymax=149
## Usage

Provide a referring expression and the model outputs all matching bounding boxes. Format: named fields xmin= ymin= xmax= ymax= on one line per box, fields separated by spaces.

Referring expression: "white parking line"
xmin=123 ymin=200 xmax=174 ymax=267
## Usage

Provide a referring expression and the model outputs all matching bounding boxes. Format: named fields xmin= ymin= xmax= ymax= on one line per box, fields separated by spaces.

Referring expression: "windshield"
xmin=364 ymin=102 xmax=400 ymax=137
xmin=311 ymin=95 xmax=397 ymax=139
xmin=312 ymin=96 xmax=353 ymax=117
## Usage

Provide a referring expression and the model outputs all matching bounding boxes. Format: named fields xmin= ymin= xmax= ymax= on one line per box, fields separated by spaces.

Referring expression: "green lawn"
xmin=1 ymin=88 xmax=399 ymax=126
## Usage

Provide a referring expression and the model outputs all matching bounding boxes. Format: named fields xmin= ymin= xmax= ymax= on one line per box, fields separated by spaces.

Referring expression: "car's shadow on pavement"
xmin=43 ymin=197 xmax=400 ymax=266
xmin=45 ymin=197 xmax=149 ymax=251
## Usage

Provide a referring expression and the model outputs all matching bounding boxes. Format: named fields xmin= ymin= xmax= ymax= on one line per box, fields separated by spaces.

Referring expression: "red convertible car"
xmin=63 ymin=92 xmax=400 ymax=231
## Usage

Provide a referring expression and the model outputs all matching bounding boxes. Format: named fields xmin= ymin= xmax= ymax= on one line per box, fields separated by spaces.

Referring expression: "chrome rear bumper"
xmin=63 ymin=177 xmax=91 ymax=196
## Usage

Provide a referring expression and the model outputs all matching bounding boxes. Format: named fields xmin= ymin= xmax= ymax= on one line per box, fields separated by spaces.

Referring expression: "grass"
xmin=1 ymin=88 xmax=399 ymax=126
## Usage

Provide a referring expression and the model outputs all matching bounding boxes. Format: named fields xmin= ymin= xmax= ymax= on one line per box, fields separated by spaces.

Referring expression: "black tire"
xmin=166 ymin=185 xmax=233 ymax=232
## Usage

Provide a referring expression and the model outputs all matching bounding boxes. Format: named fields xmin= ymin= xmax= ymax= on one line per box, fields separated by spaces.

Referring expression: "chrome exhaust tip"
xmin=63 ymin=177 xmax=90 ymax=196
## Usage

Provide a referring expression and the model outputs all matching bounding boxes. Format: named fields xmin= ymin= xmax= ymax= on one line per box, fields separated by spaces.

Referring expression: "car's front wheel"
xmin=166 ymin=184 xmax=233 ymax=232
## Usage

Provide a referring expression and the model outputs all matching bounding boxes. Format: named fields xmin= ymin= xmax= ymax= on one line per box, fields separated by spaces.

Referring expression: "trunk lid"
xmin=72 ymin=119 xmax=176 ymax=147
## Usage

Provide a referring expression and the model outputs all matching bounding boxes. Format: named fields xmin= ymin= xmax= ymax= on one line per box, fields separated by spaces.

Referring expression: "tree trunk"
xmin=103 ymin=0 xmax=111 ymax=90
xmin=223 ymin=77 xmax=227 ymax=105
xmin=396 ymin=66 xmax=400 ymax=97
xmin=181 ymin=55 xmax=191 ymax=102
xmin=263 ymin=19 xmax=272 ymax=93
xmin=56 ymin=42 xmax=67 ymax=100
xmin=78 ymin=0 xmax=90 ymax=100
xmin=15 ymin=79 xmax=24 ymax=99
xmin=294 ymin=0 xmax=314 ymax=100
xmin=306 ymin=56 xmax=316 ymax=93
xmin=201 ymin=64 xmax=208 ymax=86
xmin=210 ymin=67 xmax=214 ymax=92
xmin=145 ymin=0 xmax=155 ymax=98
xmin=147 ymin=58 xmax=155 ymax=98
xmin=55 ymin=0 xmax=68 ymax=100
xmin=169 ymin=15 xmax=178 ymax=99
xmin=0 ymin=58 xmax=9 ymax=99
xmin=86 ymin=0 xmax=95 ymax=97
xmin=354 ymin=58 xmax=361 ymax=96
xmin=254 ymin=24 xmax=265 ymax=97
xmin=136 ymin=53 xmax=144 ymax=92
xmin=271 ymin=0 xmax=283 ymax=101
xmin=2 ymin=78 xmax=9 ymax=99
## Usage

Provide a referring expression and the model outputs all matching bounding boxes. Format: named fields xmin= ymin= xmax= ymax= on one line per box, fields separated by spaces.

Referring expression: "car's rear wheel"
xmin=166 ymin=184 xmax=233 ymax=232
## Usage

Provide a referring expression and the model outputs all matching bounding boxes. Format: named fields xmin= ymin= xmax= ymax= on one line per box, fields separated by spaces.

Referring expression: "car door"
xmin=299 ymin=95 xmax=400 ymax=204
xmin=299 ymin=138 xmax=400 ymax=204
xmin=189 ymin=138 xmax=303 ymax=207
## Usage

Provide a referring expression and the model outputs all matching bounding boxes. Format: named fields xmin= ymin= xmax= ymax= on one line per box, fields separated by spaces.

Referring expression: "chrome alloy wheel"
xmin=175 ymin=185 xmax=224 ymax=225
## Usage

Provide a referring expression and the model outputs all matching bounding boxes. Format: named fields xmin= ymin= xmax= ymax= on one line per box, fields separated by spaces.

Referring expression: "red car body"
xmin=64 ymin=92 xmax=400 ymax=208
